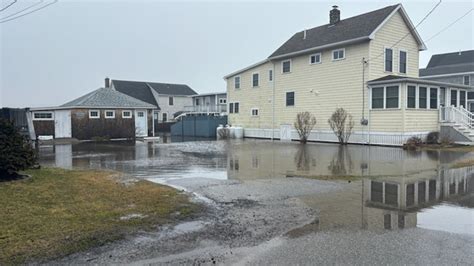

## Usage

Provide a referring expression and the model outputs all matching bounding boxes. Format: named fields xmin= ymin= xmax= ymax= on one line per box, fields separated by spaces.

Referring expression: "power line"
xmin=367 ymin=0 xmax=442 ymax=62
xmin=0 ymin=0 xmax=17 ymax=12
xmin=1 ymin=0 xmax=45 ymax=20
xmin=425 ymin=8 xmax=474 ymax=43
xmin=0 ymin=0 xmax=57 ymax=24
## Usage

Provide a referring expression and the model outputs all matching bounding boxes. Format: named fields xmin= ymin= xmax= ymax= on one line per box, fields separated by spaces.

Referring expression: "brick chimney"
xmin=330 ymin=5 xmax=340 ymax=25
xmin=105 ymin=77 xmax=110 ymax=88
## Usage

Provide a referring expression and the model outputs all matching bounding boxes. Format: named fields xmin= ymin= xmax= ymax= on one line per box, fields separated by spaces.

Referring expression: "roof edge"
xmin=419 ymin=71 xmax=474 ymax=78
xmin=223 ymin=59 xmax=270 ymax=79
xmin=367 ymin=76 xmax=473 ymax=89
xmin=30 ymin=105 xmax=157 ymax=111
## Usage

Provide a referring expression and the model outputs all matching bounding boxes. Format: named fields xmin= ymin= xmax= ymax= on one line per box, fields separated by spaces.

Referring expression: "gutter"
xmin=367 ymin=77 xmax=474 ymax=89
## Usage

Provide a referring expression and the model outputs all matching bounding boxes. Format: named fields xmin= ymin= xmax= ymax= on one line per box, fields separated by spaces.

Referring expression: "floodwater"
xmin=38 ymin=138 xmax=474 ymax=236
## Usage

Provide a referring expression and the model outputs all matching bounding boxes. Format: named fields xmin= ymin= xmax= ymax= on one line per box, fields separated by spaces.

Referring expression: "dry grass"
xmin=450 ymin=159 xmax=474 ymax=169
xmin=0 ymin=168 xmax=199 ymax=264
xmin=421 ymin=144 xmax=474 ymax=152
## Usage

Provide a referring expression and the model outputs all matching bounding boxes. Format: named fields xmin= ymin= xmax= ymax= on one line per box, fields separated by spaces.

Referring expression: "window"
xmin=122 ymin=110 xmax=132 ymax=118
xmin=468 ymin=92 xmax=474 ymax=100
xmin=419 ymin=87 xmax=427 ymax=109
xmin=89 ymin=110 xmax=100 ymax=119
xmin=464 ymin=75 xmax=470 ymax=85
xmin=282 ymin=60 xmax=291 ymax=73
xmin=371 ymin=87 xmax=384 ymax=109
xmin=399 ymin=50 xmax=407 ymax=74
xmin=137 ymin=111 xmax=145 ymax=117
xmin=234 ymin=102 xmax=239 ymax=113
xmin=219 ymin=98 xmax=227 ymax=104
xmin=385 ymin=48 xmax=393 ymax=72
xmin=251 ymin=108 xmax=259 ymax=116
xmin=169 ymin=97 xmax=174 ymax=105
xmin=105 ymin=110 xmax=115 ymax=118
xmin=234 ymin=76 xmax=241 ymax=89
xmin=407 ymin=85 xmax=416 ymax=108
xmin=162 ymin=113 xmax=167 ymax=122
xmin=451 ymin=90 xmax=458 ymax=106
xmin=310 ymin=53 xmax=321 ymax=64
xmin=386 ymin=86 xmax=399 ymax=108
xmin=286 ymin=92 xmax=295 ymax=106
xmin=332 ymin=49 xmax=345 ymax=60
xmin=430 ymin=88 xmax=438 ymax=109
xmin=268 ymin=69 xmax=273 ymax=81
xmin=252 ymin=73 xmax=259 ymax=87
xmin=229 ymin=103 xmax=234 ymax=113
xmin=33 ymin=112 xmax=53 ymax=120
xmin=460 ymin=91 xmax=466 ymax=107
xmin=195 ymin=98 xmax=200 ymax=105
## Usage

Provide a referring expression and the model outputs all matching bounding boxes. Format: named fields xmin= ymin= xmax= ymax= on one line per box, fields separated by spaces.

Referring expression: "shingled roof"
xmin=419 ymin=50 xmax=474 ymax=77
xmin=61 ymin=87 xmax=157 ymax=109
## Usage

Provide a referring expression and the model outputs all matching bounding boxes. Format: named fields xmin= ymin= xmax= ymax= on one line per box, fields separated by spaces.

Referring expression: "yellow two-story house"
xmin=224 ymin=4 xmax=473 ymax=146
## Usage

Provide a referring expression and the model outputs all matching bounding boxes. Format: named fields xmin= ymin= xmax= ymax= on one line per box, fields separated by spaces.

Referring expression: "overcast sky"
xmin=1 ymin=0 xmax=473 ymax=108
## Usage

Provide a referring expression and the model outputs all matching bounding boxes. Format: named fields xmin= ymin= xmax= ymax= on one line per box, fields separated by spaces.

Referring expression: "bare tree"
xmin=294 ymin=112 xmax=317 ymax=144
xmin=328 ymin=108 xmax=354 ymax=144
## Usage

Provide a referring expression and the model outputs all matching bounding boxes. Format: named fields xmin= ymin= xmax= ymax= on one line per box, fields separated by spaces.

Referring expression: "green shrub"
xmin=426 ymin=132 xmax=439 ymax=144
xmin=0 ymin=119 xmax=37 ymax=179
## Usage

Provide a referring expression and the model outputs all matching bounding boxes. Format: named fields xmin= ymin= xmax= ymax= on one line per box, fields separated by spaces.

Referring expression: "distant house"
xmin=224 ymin=4 xmax=474 ymax=145
xmin=109 ymin=78 xmax=198 ymax=123
xmin=420 ymin=50 xmax=474 ymax=111
xmin=184 ymin=92 xmax=227 ymax=114
xmin=29 ymin=87 xmax=157 ymax=140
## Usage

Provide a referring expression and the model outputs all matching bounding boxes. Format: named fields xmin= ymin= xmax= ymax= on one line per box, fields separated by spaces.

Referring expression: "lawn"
xmin=0 ymin=168 xmax=199 ymax=264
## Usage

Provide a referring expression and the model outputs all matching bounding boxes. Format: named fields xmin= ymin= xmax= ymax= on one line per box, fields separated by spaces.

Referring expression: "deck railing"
xmin=440 ymin=105 xmax=474 ymax=129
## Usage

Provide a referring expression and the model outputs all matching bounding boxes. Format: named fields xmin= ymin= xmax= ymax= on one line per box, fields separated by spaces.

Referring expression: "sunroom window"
xmin=430 ymin=88 xmax=438 ymax=109
xmin=419 ymin=87 xmax=427 ymax=109
xmin=371 ymin=87 xmax=384 ymax=109
xmin=386 ymin=86 xmax=399 ymax=108
xmin=460 ymin=91 xmax=466 ymax=108
xmin=407 ymin=86 xmax=416 ymax=108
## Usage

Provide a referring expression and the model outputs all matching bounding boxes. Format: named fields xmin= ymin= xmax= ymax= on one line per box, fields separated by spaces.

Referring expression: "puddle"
xmin=38 ymin=138 xmax=474 ymax=236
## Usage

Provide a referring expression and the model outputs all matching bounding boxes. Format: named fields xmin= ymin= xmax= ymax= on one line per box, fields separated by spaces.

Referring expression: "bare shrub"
xmin=294 ymin=112 xmax=317 ymax=144
xmin=328 ymin=108 xmax=354 ymax=144
xmin=440 ymin=136 xmax=454 ymax=146
xmin=217 ymin=127 xmax=230 ymax=139
xmin=426 ymin=131 xmax=439 ymax=144
xmin=403 ymin=136 xmax=423 ymax=150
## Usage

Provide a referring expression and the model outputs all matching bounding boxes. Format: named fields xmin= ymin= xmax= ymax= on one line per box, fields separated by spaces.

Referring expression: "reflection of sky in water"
xmin=418 ymin=204 xmax=474 ymax=235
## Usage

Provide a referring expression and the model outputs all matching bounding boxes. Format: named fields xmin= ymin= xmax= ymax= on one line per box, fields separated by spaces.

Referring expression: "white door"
xmin=54 ymin=110 xmax=71 ymax=138
xmin=280 ymin=124 xmax=292 ymax=141
xmin=135 ymin=110 xmax=147 ymax=137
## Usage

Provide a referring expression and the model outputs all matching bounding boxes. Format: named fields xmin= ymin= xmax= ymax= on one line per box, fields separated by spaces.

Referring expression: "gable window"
xmin=268 ymin=69 xmax=273 ymax=81
xmin=332 ymin=49 xmax=345 ymax=61
xmin=451 ymin=90 xmax=458 ymax=106
xmin=464 ymin=75 xmax=470 ymax=85
xmin=371 ymin=87 xmax=384 ymax=109
xmin=286 ymin=92 xmax=295 ymax=106
xmin=229 ymin=103 xmax=234 ymax=113
xmin=310 ymin=53 xmax=321 ymax=64
xmin=251 ymin=108 xmax=259 ymax=116
xmin=105 ymin=110 xmax=115 ymax=119
xmin=252 ymin=73 xmax=259 ymax=87
xmin=169 ymin=97 xmax=174 ymax=105
xmin=282 ymin=60 xmax=291 ymax=73
xmin=234 ymin=76 xmax=241 ymax=89
xmin=219 ymin=98 xmax=227 ymax=104
xmin=122 ymin=110 xmax=132 ymax=118
xmin=419 ymin=87 xmax=427 ymax=109
xmin=33 ymin=112 xmax=53 ymax=120
xmin=89 ymin=110 xmax=100 ymax=119
xmin=399 ymin=50 xmax=407 ymax=74
xmin=407 ymin=85 xmax=416 ymax=108
xmin=385 ymin=48 xmax=393 ymax=72
xmin=430 ymin=88 xmax=438 ymax=109
xmin=460 ymin=91 xmax=466 ymax=108
xmin=386 ymin=86 xmax=399 ymax=108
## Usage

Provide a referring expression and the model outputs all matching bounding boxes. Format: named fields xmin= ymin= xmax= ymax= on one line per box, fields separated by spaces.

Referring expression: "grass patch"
xmin=0 ymin=168 xmax=199 ymax=264
xmin=421 ymin=144 xmax=474 ymax=152
xmin=450 ymin=159 xmax=474 ymax=169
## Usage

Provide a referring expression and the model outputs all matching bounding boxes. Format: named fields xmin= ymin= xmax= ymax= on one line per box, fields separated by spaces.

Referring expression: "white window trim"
xmin=285 ymin=90 xmax=295 ymax=107
xmin=219 ymin=98 xmax=227 ymax=104
xmin=161 ymin=112 xmax=168 ymax=122
xmin=463 ymin=75 xmax=471 ymax=86
xmin=281 ymin=59 xmax=292 ymax=74
xmin=428 ymin=86 xmax=440 ymax=109
xmin=398 ymin=49 xmax=407 ymax=74
xmin=332 ymin=48 xmax=345 ymax=61
xmin=406 ymin=84 xmax=418 ymax=109
xmin=233 ymin=101 xmax=240 ymax=114
xmin=122 ymin=110 xmax=132 ymax=118
xmin=104 ymin=110 xmax=115 ymax=119
xmin=251 ymin=72 xmax=260 ymax=88
xmin=369 ymin=84 xmax=401 ymax=110
xmin=251 ymin=108 xmax=259 ymax=117
xmin=268 ymin=69 xmax=273 ymax=82
xmin=384 ymin=47 xmax=393 ymax=73
xmin=32 ymin=111 xmax=54 ymax=121
xmin=309 ymin=52 xmax=322 ymax=65
xmin=234 ymin=75 xmax=241 ymax=89
xmin=89 ymin=110 xmax=100 ymax=119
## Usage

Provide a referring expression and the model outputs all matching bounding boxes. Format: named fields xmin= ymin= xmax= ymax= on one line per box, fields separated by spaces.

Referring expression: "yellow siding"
xmin=404 ymin=110 xmax=439 ymax=132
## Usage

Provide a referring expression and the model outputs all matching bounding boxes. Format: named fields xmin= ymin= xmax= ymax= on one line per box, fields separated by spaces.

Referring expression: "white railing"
xmin=183 ymin=105 xmax=227 ymax=113
xmin=440 ymin=105 xmax=474 ymax=129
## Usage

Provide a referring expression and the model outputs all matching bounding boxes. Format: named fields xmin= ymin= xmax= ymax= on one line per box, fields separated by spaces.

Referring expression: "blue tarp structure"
xmin=171 ymin=115 xmax=227 ymax=138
